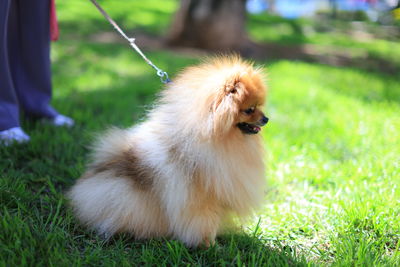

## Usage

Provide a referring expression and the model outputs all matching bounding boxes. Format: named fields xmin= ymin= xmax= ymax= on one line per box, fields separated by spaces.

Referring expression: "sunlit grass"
xmin=56 ymin=0 xmax=177 ymax=36
xmin=260 ymin=60 xmax=400 ymax=265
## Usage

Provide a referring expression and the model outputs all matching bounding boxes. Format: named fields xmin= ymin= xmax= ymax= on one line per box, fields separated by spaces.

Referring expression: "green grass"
xmin=1 ymin=0 xmax=399 ymax=266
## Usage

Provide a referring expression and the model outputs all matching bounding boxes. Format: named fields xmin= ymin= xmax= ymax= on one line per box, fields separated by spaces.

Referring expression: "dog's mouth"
xmin=237 ymin=122 xmax=262 ymax=135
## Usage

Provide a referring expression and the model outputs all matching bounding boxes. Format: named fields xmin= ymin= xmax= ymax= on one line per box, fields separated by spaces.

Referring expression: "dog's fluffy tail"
xmin=88 ymin=127 xmax=132 ymax=167
xmin=67 ymin=126 xmax=168 ymax=238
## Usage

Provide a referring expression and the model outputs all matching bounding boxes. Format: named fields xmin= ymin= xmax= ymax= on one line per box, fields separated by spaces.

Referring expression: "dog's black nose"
xmin=260 ymin=116 xmax=269 ymax=126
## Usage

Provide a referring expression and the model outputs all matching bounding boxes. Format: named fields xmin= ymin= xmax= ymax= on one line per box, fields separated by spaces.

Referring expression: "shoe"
xmin=44 ymin=114 xmax=74 ymax=127
xmin=0 ymin=127 xmax=30 ymax=146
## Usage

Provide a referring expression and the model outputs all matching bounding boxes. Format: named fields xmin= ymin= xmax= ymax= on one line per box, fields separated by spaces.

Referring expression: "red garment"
xmin=50 ymin=0 xmax=59 ymax=41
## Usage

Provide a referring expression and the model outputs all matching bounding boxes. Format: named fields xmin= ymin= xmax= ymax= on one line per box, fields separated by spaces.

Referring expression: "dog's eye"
xmin=244 ymin=107 xmax=255 ymax=115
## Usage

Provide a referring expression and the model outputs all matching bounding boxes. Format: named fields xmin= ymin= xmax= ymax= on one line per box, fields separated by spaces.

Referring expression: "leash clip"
xmin=157 ymin=70 xmax=171 ymax=84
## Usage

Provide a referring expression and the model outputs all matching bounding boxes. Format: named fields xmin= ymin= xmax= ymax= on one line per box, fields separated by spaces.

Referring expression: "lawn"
xmin=1 ymin=0 xmax=399 ymax=266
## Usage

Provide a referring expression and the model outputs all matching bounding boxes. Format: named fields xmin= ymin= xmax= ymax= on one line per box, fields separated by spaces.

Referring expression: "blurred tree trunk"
xmin=167 ymin=0 xmax=248 ymax=50
xmin=266 ymin=0 xmax=276 ymax=14
xmin=329 ymin=0 xmax=338 ymax=18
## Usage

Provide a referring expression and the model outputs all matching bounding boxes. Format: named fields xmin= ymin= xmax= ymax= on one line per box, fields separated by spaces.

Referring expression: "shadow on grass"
xmin=73 ymin=231 xmax=312 ymax=266
xmin=242 ymin=40 xmax=400 ymax=76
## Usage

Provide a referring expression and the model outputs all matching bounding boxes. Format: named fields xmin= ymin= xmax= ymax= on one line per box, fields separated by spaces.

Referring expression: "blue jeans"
xmin=0 ymin=0 xmax=57 ymax=131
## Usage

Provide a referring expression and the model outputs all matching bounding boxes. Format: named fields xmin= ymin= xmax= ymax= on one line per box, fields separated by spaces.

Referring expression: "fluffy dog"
xmin=67 ymin=55 xmax=269 ymax=247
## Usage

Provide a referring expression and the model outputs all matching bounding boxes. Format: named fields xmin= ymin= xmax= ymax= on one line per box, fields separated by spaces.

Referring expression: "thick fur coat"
xmin=67 ymin=56 xmax=268 ymax=247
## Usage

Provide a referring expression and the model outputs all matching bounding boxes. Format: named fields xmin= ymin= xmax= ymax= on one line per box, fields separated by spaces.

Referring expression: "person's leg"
xmin=8 ymin=0 xmax=58 ymax=119
xmin=0 ymin=0 xmax=30 ymax=145
xmin=0 ymin=0 xmax=21 ymax=131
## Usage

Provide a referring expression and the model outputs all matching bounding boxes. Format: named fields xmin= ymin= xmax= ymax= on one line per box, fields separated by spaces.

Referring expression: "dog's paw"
xmin=202 ymin=236 xmax=216 ymax=248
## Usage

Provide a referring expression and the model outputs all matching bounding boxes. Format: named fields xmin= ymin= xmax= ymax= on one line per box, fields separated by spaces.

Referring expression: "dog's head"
xmin=162 ymin=55 xmax=268 ymax=140
xmin=206 ymin=57 xmax=268 ymax=137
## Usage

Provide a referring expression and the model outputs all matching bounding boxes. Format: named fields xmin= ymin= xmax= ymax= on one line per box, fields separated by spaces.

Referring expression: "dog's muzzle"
xmin=237 ymin=116 xmax=269 ymax=135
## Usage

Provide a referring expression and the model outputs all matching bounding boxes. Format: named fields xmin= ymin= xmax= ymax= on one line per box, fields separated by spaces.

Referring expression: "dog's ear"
xmin=227 ymin=85 xmax=238 ymax=95
xmin=225 ymin=79 xmax=244 ymax=97
xmin=207 ymin=80 xmax=243 ymax=137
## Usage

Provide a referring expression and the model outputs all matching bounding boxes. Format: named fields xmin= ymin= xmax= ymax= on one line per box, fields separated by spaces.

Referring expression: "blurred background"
xmin=54 ymin=0 xmax=400 ymax=81
xmin=165 ymin=0 xmax=400 ymax=73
